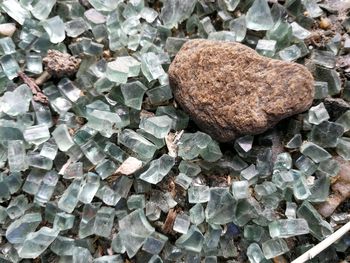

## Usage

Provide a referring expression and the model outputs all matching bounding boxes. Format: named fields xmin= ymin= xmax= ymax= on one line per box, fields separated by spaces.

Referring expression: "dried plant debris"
xmin=43 ymin=49 xmax=81 ymax=78
xmin=0 ymin=0 xmax=349 ymax=262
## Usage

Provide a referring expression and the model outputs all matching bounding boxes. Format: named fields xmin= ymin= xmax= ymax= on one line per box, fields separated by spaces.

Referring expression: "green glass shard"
xmin=146 ymin=84 xmax=173 ymax=105
xmin=139 ymin=115 xmax=173 ymax=139
xmin=139 ymin=154 xmax=175 ymax=184
xmin=246 ymin=0 xmax=274 ymax=31
xmin=119 ymin=81 xmax=147 ymax=110
xmin=233 ymin=198 xmax=259 ymax=226
xmin=175 ymin=173 xmax=192 ymax=190
xmin=336 ymin=137 xmax=350 ymax=160
xmin=31 ymin=0 xmax=56 ymax=20
xmin=23 ymin=125 xmax=50 ymax=145
xmin=53 ymin=212 xmax=75 ymax=231
xmin=93 ymin=206 xmax=115 ymax=237
xmin=0 ymin=0 xmax=30 ymax=25
xmin=127 ymin=194 xmax=146 ymax=210
xmin=286 ymin=134 xmax=302 ymax=149
xmin=42 ymin=16 xmax=65 ymax=44
xmin=310 ymin=121 xmax=344 ymax=148
xmin=285 ymin=202 xmax=297 ymax=219
xmin=189 ymin=203 xmax=205 ymax=225
xmin=106 ymin=56 xmax=140 ymax=83
xmin=297 ymin=201 xmax=333 ymax=240
xmin=165 ymin=37 xmax=187 ymax=56
xmin=6 ymin=195 xmax=28 ymax=219
xmin=52 ymin=124 xmax=75 ymax=152
xmin=314 ymin=65 xmax=341 ymax=95
xmin=156 ymin=106 xmax=189 ymax=130
xmin=228 ymin=15 xmax=246 ymax=42
xmin=7 ymin=140 xmax=27 ymax=172
xmin=293 ymin=171 xmax=311 ymax=200
xmin=256 ymin=39 xmax=277 ymax=57
xmin=178 ymin=160 xmax=201 ymax=177
xmin=27 ymin=151 xmax=53 ymax=170
xmin=255 ymin=182 xmax=277 ymax=199
xmin=302 ymin=0 xmax=323 ymax=18
xmin=118 ymin=209 xmax=155 ymax=258
xmin=240 ymin=164 xmax=259 ymax=185
xmin=231 ymin=180 xmax=249 ymax=200
xmin=336 ymin=110 xmax=350 ymax=132
xmin=160 ymin=0 xmax=197 ymax=29
xmin=300 ymin=142 xmax=331 ymax=163
xmin=274 ymin=152 xmax=292 ymax=171
xmin=295 ymin=155 xmax=318 ymax=176
xmin=173 ymin=213 xmax=190 ymax=234
xmin=72 ymin=247 xmax=93 ymax=263
xmin=119 ymin=129 xmax=157 ymax=160
xmin=0 ymin=37 xmax=15 ymax=55
xmin=188 ymin=185 xmax=210 ymax=203
xmin=308 ymin=174 xmax=330 ymax=202
xmin=311 ymin=50 xmax=336 ymax=69
xmin=95 ymin=159 xmax=117 ymax=180
xmin=175 ymin=225 xmax=204 ymax=253
xmin=247 ymin=243 xmax=267 ymax=263
xmin=65 ymin=18 xmax=88 ymax=37
xmin=50 ymin=236 xmax=75 ymax=256
xmin=5 ymin=213 xmax=41 ymax=243
xmin=178 ymin=132 xmax=211 ymax=160
xmin=269 ymin=218 xmax=309 ymax=238
xmin=93 ymin=255 xmax=123 ymax=263
xmin=58 ymin=78 xmax=81 ymax=103
xmin=18 ymin=227 xmax=59 ymax=259
xmin=58 ymin=178 xmax=81 ymax=213
xmin=34 ymin=171 xmax=58 ymax=205
xmin=78 ymin=172 xmax=100 ymax=203
xmin=0 ymin=54 xmax=20 ymax=80
xmin=88 ymin=0 xmax=119 ymax=11
xmin=25 ymin=53 xmax=43 ymax=74
xmin=262 ymin=238 xmax=289 ymax=259
xmin=208 ymin=31 xmax=236 ymax=41
xmin=279 ymin=45 xmax=301 ymax=61
xmin=314 ymin=81 xmax=328 ymax=99
xmin=79 ymin=202 xmax=101 ymax=238
xmin=244 ymin=225 xmax=265 ymax=242
xmin=291 ymin=21 xmax=311 ymax=39
xmin=141 ymin=52 xmax=165 ymax=82
xmin=272 ymin=170 xmax=294 ymax=190
xmin=80 ymin=140 xmax=106 ymax=165
xmin=205 ymin=188 xmax=236 ymax=224
xmin=317 ymin=158 xmax=340 ymax=177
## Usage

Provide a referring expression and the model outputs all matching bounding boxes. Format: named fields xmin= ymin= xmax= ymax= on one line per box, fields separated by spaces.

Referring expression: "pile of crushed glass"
xmin=0 ymin=0 xmax=349 ymax=262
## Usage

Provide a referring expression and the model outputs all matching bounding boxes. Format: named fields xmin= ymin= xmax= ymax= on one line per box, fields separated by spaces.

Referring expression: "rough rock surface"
xmin=168 ymin=39 xmax=315 ymax=142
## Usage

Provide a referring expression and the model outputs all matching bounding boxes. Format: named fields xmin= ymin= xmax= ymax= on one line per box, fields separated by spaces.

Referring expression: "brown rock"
xmin=168 ymin=39 xmax=314 ymax=142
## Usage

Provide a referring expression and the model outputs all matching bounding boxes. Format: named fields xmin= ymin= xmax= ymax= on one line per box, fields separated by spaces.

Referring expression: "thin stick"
xmin=292 ymin=221 xmax=350 ymax=263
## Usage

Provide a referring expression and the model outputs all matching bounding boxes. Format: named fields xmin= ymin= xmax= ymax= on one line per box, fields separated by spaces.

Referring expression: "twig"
xmin=291 ymin=221 xmax=350 ymax=263
xmin=18 ymin=71 xmax=48 ymax=104
xmin=35 ymin=71 xmax=51 ymax=86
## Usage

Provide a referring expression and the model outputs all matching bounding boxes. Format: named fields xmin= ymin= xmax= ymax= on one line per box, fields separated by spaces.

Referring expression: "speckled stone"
xmin=169 ymin=39 xmax=314 ymax=142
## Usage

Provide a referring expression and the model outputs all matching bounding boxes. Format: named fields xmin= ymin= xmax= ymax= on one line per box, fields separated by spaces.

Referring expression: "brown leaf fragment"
xmin=162 ymin=208 xmax=177 ymax=234
xmin=316 ymin=157 xmax=350 ymax=217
